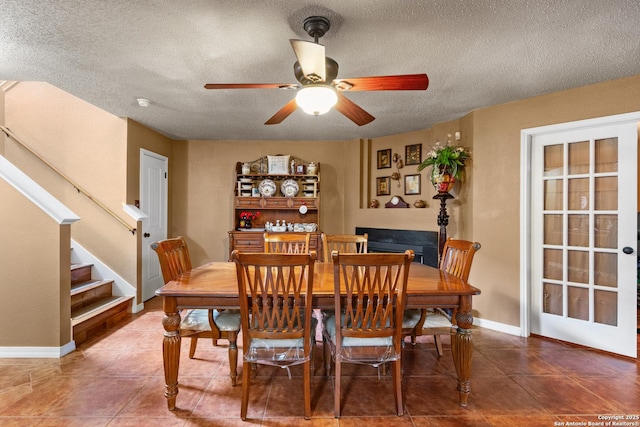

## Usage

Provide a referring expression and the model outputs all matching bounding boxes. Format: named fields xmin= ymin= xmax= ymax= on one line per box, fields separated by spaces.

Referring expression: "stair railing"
xmin=1 ymin=126 xmax=136 ymax=234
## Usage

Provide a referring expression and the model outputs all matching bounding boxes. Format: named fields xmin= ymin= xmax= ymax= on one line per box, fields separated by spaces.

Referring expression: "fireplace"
xmin=355 ymin=227 xmax=439 ymax=267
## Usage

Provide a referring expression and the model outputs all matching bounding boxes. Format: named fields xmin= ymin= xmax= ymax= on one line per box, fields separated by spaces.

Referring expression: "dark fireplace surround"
xmin=355 ymin=227 xmax=439 ymax=267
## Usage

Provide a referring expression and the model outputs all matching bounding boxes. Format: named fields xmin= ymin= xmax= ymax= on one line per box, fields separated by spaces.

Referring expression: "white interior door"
xmin=141 ymin=149 xmax=168 ymax=302
xmin=529 ymin=119 xmax=637 ymax=358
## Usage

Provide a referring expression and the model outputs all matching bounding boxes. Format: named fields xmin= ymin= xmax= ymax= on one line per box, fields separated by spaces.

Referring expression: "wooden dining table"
xmin=156 ymin=260 xmax=481 ymax=411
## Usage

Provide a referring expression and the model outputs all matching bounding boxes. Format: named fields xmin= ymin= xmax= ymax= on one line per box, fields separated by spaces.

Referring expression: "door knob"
xmin=622 ymin=246 xmax=634 ymax=254
xmin=143 ymin=233 xmax=150 ymax=238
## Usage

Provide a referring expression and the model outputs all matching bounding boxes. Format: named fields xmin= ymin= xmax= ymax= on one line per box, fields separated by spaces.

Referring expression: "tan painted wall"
xmin=4 ymin=82 xmax=138 ymax=286
xmin=343 ymin=117 xmax=475 ymax=240
xmin=125 ymin=118 xmax=175 ymax=301
xmin=0 ymin=86 xmax=5 ymax=154
xmin=0 ymin=179 xmax=71 ymax=347
xmin=171 ymin=139 xmax=349 ymax=266
xmin=469 ymin=75 xmax=640 ymax=326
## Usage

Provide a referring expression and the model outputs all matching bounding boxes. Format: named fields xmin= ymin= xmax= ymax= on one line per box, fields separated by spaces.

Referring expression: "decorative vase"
xmin=244 ymin=219 xmax=252 ymax=229
xmin=431 ymin=165 xmax=456 ymax=193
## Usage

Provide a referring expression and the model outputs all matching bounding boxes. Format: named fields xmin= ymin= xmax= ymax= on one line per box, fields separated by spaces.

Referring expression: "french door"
xmin=529 ymin=118 xmax=637 ymax=358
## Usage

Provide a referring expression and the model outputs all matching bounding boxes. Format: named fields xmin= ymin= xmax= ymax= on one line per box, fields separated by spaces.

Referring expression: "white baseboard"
xmin=0 ymin=340 xmax=76 ymax=358
xmin=474 ymin=317 xmax=522 ymax=336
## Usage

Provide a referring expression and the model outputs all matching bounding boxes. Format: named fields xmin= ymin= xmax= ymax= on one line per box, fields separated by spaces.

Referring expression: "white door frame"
xmin=520 ymin=111 xmax=640 ymax=338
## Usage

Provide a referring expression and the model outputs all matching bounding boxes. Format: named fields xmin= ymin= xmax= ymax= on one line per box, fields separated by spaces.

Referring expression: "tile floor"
xmin=0 ymin=297 xmax=638 ymax=426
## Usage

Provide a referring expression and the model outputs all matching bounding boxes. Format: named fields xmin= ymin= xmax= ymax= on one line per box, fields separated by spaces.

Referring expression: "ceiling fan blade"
xmin=264 ymin=98 xmax=298 ymax=125
xmin=290 ymin=39 xmax=326 ymax=82
xmin=332 ymin=74 xmax=429 ymax=91
xmin=204 ymin=83 xmax=298 ymax=89
xmin=334 ymin=93 xmax=375 ymax=126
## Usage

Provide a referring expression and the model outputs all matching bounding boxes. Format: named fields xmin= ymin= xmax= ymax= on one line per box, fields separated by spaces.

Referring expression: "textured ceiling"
xmin=2 ymin=0 xmax=640 ymax=141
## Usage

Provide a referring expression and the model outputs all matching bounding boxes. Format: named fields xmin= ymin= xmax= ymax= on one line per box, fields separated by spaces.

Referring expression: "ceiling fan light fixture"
xmin=295 ymin=85 xmax=338 ymax=116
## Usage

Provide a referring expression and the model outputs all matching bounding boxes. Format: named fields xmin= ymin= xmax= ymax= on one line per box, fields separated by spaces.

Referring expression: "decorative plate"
xmin=280 ymin=179 xmax=299 ymax=197
xmin=258 ymin=179 xmax=277 ymax=197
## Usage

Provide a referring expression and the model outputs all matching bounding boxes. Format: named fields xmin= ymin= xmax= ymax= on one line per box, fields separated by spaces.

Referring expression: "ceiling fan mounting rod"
xmin=303 ymin=16 xmax=330 ymax=44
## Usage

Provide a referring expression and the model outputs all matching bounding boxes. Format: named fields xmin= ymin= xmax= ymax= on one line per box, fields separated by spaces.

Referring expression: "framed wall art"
xmin=404 ymin=174 xmax=421 ymax=195
xmin=377 ymin=149 xmax=391 ymax=169
xmin=376 ymin=176 xmax=391 ymax=196
xmin=405 ymin=143 xmax=422 ymax=165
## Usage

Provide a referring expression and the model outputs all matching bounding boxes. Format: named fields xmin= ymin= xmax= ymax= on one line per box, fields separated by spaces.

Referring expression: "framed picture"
xmin=376 ymin=176 xmax=391 ymax=196
xmin=404 ymin=174 xmax=421 ymax=195
xmin=267 ymin=155 xmax=290 ymax=174
xmin=377 ymin=149 xmax=391 ymax=169
xmin=405 ymin=143 xmax=422 ymax=165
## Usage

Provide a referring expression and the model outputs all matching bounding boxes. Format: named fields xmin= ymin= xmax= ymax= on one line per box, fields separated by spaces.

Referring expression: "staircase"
xmin=71 ymin=263 xmax=134 ymax=345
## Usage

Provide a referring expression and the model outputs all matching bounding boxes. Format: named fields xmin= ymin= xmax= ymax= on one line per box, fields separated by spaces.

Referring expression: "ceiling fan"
xmin=204 ymin=16 xmax=429 ymax=126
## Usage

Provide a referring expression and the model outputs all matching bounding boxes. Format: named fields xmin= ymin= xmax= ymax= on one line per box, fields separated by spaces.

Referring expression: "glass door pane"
xmin=541 ymin=137 xmax=619 ymax=326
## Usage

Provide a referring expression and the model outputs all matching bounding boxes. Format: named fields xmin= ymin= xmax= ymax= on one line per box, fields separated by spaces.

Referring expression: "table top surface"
xmin=156 ymin=261 xmax=481 ymax=298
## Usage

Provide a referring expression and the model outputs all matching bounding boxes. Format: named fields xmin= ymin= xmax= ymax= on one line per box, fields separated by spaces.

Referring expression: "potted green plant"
xmin=418 ymin=142 xmax=471 ymax=193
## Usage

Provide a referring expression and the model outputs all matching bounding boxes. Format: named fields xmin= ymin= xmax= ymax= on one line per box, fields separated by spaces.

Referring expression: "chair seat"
xmin=181 ymin=309 xmax=241 ymax=332
xmin=402 ymin=309 xmax=423 ymax=329
xmin=246 ymin=317 xmax=317 ymax=363
xmin=323 ymin=313 xmax=392 ymax=347
xmin=422 ymin=308 xmax=454 ymax=329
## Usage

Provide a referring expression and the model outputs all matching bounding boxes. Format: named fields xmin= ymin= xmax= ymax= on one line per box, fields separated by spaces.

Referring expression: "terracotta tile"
xmin=338 ymin=415 xmax=414 ymax=426
xmin=463 ymin=375 xmax=548 ymax=416
xmin=261 ymin=416 xmax=338 ymax=426
xmin=512 ymin=375 xmax=619 ymax=414
xmin=184 ymin=417 xmax=259 ymax=426
xmin=0 ymin=376 xmax=87 ymax=416
xmin=118 ymin=375 xmax=211 ymax=417
xmin=265 ymin=376 xmax=333 ymax=418
xmin=0 ymin=296 xmax=637 ymax=425
xmin=46 ymin=377 xmax=149 ymax=417
xmin=0 ymin=417 xmax=112 ymax=426
xmin=483 ymin=414 xmax=562 ymax=426
xmin=571 ymin=375 xmax=640 ymax=412
xmin=403 ymin=376 xmax=478 ymax=416
xmin=331 ymin=376 xmax=404 ymax=417
xmin=107 ymin=417 xmax=187 ymax=426
xmin=477 ymin=348 xmax=562 ymax=375
xmin=191 ymin=376 xmax=269 ymax=420
xmin=535 ymin=348 xmax=631 ymax=377
xmin=411 ymin=414 xmax=492 ymax=426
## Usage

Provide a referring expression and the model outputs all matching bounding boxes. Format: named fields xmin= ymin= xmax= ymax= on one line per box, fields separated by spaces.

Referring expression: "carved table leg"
xmin=162 ymin=297 xmax=181 ymax=410
xmin=451 ymin=296 xmax=473 ymax=407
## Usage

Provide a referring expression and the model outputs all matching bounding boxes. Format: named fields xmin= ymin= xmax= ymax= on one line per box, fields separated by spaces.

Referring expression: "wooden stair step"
xmin=70 ymin=263 xmax=93 ymax=285
xmin=71 ymin=279 xmax=112 ymax=296
xmin=71 ymin=296 xmax=132 ymax=326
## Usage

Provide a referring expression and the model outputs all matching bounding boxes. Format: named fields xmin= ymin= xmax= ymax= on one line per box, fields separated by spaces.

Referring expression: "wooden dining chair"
xmin=263 ymin=232 xmax=310 ymax=254
xmin=404 ymin=238 xmax=481 ymax=355
xmin=232 ymin=250 xmax=317 ymax=420
xmin=321 ymin=233 xmax=368 ymax=262
xmin=323 ymin=250 xmax=415 ymax=418
xmin=151 ymin=237 xmax=241 ymax=385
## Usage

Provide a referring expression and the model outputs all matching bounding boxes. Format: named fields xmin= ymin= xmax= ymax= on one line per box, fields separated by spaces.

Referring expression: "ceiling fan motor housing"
xmin=293 ymin=57 xmax=339 ymax=85
xmin=303 ymin=16 xmax=330 ymax=42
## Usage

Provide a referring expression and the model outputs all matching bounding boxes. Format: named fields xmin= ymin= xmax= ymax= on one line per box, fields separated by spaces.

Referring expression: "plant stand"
xmin=433 ymin=192 xmax=454 ymax=262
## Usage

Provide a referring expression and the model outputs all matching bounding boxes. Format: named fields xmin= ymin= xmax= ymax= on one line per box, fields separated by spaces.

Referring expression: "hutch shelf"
xmin=228 ymin=156 xmax=322 ymax=259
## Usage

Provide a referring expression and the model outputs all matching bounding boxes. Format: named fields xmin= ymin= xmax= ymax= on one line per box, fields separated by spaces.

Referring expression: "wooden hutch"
xmin=228 ymin=155 xmax=322 ymax=259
